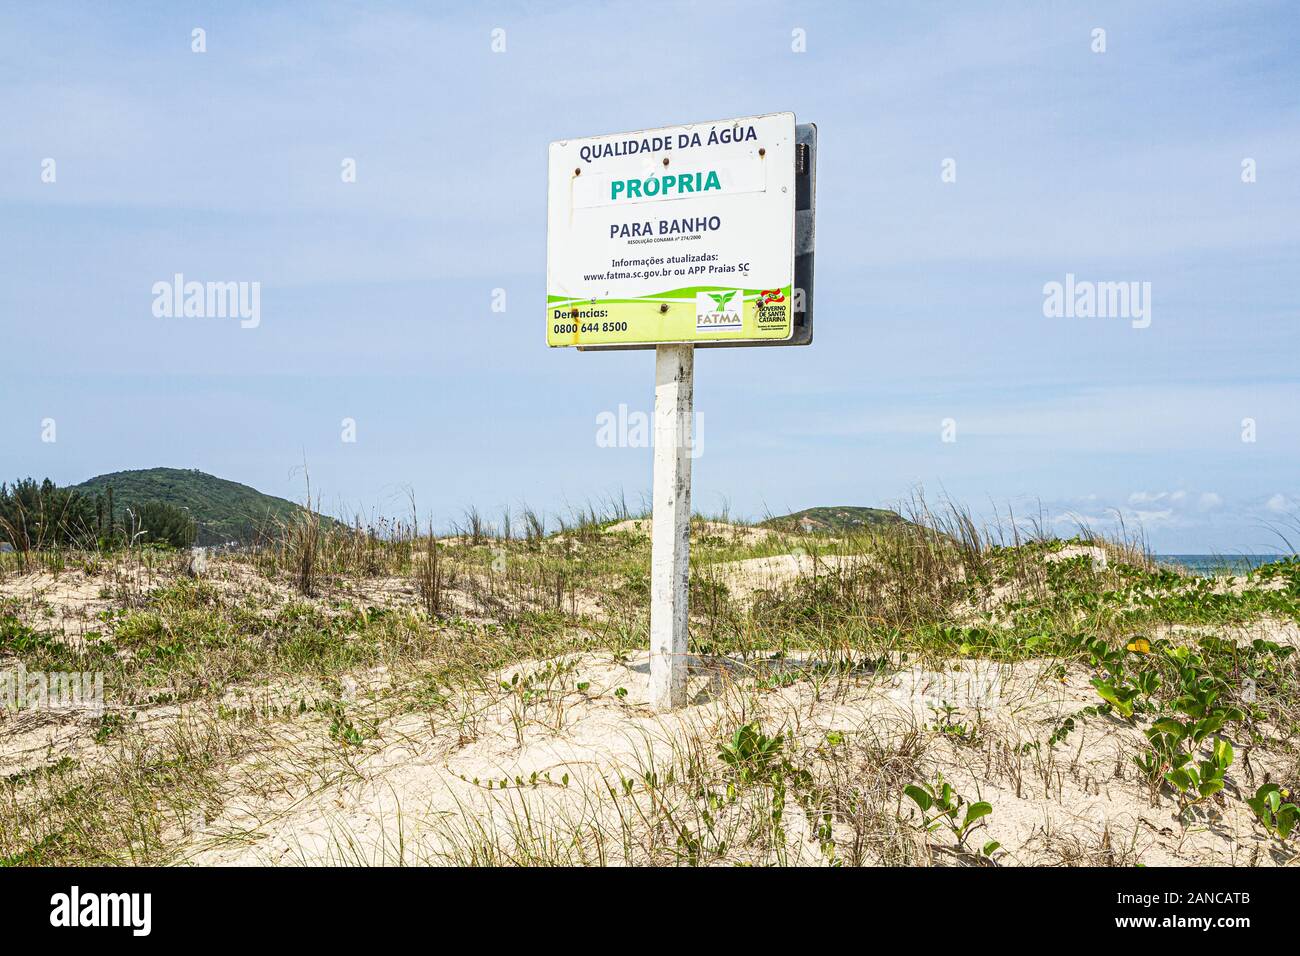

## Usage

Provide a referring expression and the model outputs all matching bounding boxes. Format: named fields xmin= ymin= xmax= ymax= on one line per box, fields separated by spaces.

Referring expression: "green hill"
xmin=760 ymin=505 xmax=909 ymax=535
xmin=72 ymin=468 xmax=311 ymax=546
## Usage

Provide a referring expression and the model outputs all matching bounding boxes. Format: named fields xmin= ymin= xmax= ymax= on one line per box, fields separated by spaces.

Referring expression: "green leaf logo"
xmin=707 ymin=291 xmax=737 ymax=310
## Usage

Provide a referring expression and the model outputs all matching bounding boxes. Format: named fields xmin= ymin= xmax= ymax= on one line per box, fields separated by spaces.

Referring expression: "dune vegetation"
xmin=1 ymin=495 xmax=1298 ymax=866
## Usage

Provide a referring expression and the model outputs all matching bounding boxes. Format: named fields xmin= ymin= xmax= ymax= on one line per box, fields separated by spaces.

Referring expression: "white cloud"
xmin=1130 ymin=489 xmax=1191 ymax=507
xmin=1129 ymin=491 xmax=1167 ymax=505
xmin=1132 ymin=509 xmax=1176 ymax=527
xmin=1266 ymin=493 xmax=1294 ymax=513
xmin=1050 ymin=489 xmax=1228 ymax=538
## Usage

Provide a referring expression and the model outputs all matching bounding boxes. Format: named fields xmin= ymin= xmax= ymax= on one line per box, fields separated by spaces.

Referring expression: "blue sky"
xmin=1 ymin=1 xmax=1297 ymax=552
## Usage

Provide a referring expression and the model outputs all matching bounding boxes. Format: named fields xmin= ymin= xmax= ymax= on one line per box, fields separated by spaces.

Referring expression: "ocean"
xmin=1155 ymin=554 xmax=1292 ymax=576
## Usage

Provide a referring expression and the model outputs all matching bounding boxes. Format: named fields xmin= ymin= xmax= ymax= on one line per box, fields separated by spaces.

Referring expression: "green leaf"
xmin=903 ymin=785 xmax=932 ymax=812
xmin=1278 ymin=810 xmax=1296 ymax=839
xmin=1195 ymin=713 xmax=1226 ymax=739
xmin=963 ymin=802 xmax=993 ymax=829
xmin=1091 ymin=679 xmax=1135 ymax=718
xmin=1199 ymin=779 xmax=1225 ymax=799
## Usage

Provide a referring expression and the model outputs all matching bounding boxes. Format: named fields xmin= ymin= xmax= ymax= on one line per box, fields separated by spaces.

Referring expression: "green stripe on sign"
xmin=548 ymin=285 xmax=791 ymax=308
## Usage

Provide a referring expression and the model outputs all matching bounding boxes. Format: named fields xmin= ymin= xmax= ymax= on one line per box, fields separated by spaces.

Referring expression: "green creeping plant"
xmin=1135 ymin=672 xmax=1244 ymax=811
xmin=1246 ymin=784 xmax=1299 ymax=840
xmin=1160 ymin=734 xmax=1233 ymax=805
xmin=93 ymin=712 xmax=130 ymax=744
xmin=323 ymin=701 xmax=366 ymax=746
xmin=929 ymin=702 xmax=977 ymax=743
xmin=904 ymin=775 xmax=999 ymax=858
xmin=715 ymin=722 xmax=822 ymax=844
xmin=1091 ymin=675 xmax=1148 ymax=719
xmin=0 ymin=614 xmax=51 ymax=653
xmin=1084 ymin=636 xmax=1161 ymax=719
xmin=717 ymin=721 xmax=784 ymax=778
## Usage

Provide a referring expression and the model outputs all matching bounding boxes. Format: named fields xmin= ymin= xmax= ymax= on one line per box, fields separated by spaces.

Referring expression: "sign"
xmin=545 ymin=112 xmax=818 ymax=710
xmin=547 ymin=112 xmax=799 ymax=348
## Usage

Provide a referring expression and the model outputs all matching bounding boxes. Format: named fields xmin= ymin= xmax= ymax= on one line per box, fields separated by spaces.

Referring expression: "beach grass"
xmin=2 ymin=496 xmax=1298 ymax=866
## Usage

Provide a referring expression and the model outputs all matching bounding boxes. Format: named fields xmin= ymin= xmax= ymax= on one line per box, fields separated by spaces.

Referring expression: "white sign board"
xmin=547 ymin=112 xmax=797 ymax=348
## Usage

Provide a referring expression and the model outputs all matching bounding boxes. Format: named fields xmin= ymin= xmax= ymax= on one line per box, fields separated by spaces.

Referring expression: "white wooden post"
xmin=649 ymin=343 xmax=694 ymax=710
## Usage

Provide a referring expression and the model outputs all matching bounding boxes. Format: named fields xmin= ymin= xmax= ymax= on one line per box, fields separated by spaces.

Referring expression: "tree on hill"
xmin=2 ymin=469 xmax=330 ymax=550
xmin=72 ymin=468 xmax=312 ymax=545
xmin=128 ymin=500 xmax=197 ymax=549
xmin=0 ymin=478 xmax=96 ymax=551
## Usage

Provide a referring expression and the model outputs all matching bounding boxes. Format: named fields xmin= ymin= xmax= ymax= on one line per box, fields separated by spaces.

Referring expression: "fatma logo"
xmin=696 ymin=289 xmax=742 ymax=331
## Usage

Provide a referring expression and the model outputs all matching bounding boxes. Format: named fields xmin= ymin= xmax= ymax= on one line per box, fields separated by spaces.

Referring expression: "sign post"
xmin=649 ymin=343 xmax=694 ymax=709
xmin=547 ymin=112 xmax=816 ymax=709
